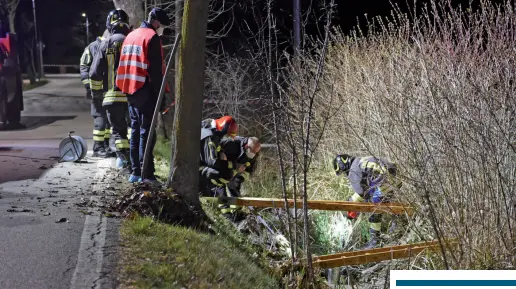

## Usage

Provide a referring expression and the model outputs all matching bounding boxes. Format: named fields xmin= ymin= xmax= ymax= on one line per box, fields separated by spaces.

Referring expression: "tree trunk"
xmin=169 ymin=0 xmax=209 ymax=208
xmin=175 ymin=0 xmax=183 ymax=72
xmin=26 ymin=51 xmax=36 ymax=84
xmin=25 ymin=41 xmax=37 ymax=84
xmin=8 ymin=13 xmax=15 ymax=34
xmin=159 ymin=0 xmax=183 ymax=139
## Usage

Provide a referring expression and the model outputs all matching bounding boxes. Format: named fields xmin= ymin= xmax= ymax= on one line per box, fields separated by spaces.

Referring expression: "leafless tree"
xmin=0 ymin=0 xmax=19 ymax=33
xmin=19 ymin=13 xmax=37 ymax=84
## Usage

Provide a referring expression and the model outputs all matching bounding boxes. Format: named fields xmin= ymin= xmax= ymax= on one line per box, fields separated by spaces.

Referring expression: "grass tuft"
xmin=22 ymin=79 xmax=49 ymax=91
xmin=119 ymin=217 xmax=279 ymax=289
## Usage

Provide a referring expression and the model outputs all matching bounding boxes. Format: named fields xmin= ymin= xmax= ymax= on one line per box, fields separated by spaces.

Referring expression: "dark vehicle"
xmin=0 ymin=19 xmax=23 ymax=130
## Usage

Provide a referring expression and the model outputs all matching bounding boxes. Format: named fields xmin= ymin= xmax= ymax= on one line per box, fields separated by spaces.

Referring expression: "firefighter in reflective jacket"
xmin=333 ymin=154 xmax=403 ymax=249
xmin=217 ymin=136 xmax=261 ymax=222
xmin=80 ymin=36 xmax=114 ymax=158
xmin=90 ymin=9 xmax=131 ymax=170
xmin=116 ymin=7 xmax=170 ymax=185
xmin=199 ymin=116 xmax=239 ymax=198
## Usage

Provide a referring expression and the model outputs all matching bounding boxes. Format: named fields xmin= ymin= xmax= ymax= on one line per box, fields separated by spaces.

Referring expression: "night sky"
xmin=9 ymin=0 xmax=496 ymax=68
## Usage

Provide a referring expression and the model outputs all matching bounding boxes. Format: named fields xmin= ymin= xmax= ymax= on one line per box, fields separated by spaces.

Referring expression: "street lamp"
xmin=82 ymin=13 xmax=89 ymax=44
xmin=32 ymin=0 xmax=44 ymax=79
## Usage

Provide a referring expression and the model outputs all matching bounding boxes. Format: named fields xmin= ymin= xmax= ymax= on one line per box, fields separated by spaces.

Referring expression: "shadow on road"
xmin=2 ymin=116 xmax=77 ymax=131
xmin=0 ymin=146 xmax=58 ymax=185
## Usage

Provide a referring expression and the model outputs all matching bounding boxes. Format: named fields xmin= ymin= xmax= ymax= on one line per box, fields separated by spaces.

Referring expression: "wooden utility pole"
xmin=169 ymin=0 xmax=209 ymax=208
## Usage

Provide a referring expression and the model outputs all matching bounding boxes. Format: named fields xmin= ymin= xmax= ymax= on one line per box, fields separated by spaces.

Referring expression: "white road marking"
xmin=70 ymin=158 xmax=114 ymax=289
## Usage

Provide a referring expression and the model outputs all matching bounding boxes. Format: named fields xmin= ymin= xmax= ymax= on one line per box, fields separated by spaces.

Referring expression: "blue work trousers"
xmin=128 ymin=98 xmax=157 ymax=178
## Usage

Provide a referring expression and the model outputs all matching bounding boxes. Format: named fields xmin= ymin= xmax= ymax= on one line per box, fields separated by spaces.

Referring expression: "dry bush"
xmin=203 ymin=54 xmax=273 ymax=138
xmin=299 ymin=0 xmax=515 ymax=269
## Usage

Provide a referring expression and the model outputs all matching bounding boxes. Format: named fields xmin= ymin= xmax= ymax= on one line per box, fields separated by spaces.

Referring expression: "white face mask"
xmin=245 ymin=149 xmax=256 ymax=159
xmin=156 ymin=26 xmax=164 ymax=36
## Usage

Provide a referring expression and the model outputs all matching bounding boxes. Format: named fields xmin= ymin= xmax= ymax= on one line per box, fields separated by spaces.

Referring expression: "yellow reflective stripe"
xmin=80 ymin=48 xmax=91 ymax=66
xmin=351 ymin=192 xmax=364 ymax=202
xmin=216 ymin=146 xmax=221 ymax=152
xmin=219 ymin=208 xmax=233 ymax=214
xmin=211 ymin=179 xmax=224 ymax=186
xmin=104 ymin=90 xmax=126 ymax=97
xmin=370 ymin=222 xmax=381 ymax=231
xmin=82 ymin=79 xmax=90 ymax=84
xmin=360 ymin=157 xmax=386 ymax=174
xmin=240 ymin=171 xmax=250 ymax=180
xmin=208 ymin=142 xmax=217 ymax=160
xmin=103 ymin=96 xmax=128 ymax=104
xmin=219 ymin=207 xmax=241 ymax=214
xmin=218 ymin=178 xmax=229 ymax=184
xmin=115 ymin=139 xmax=130 ymax=149
xmin=93 ymin=129 xmax=105 ymax=141
xmin=90 ymin=79 xmax=103 ymax=90
xmin=199 ymin=166 xmax=206 ymax=171
xmin=107 ymin=54 xmax=114 ymax=92
xmin=245 ymin=162 xmax=251 ymax=167
xmin=228 ymin=162 xmax=233 ymax=169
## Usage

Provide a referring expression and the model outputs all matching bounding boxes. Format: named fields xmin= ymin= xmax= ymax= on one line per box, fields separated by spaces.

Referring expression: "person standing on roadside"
xmin=116 ymin=8 xmax=171 ymax=185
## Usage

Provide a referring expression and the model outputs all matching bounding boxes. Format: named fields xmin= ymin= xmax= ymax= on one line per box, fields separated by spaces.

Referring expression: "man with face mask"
xmin=217 ymin=136 xmax=261 ymax=222
xmin=116 ymin=7 xmax=171 ymax=184
xmin=199 ymin=116 xmax=239 ymax=197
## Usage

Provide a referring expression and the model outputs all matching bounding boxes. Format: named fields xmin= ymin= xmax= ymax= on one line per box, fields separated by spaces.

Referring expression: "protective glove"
xmin=347 ymin=211 xmax=360 ymax=220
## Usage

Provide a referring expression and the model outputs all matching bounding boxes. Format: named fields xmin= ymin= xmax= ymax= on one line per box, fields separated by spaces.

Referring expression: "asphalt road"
xmin=0 ymin=75 xmax=120 ymax=289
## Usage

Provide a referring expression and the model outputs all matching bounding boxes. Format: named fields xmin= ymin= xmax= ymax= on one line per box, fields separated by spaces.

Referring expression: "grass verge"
xmin=119 ymin=217 xmax=278 ymax=289
xmin=118 ymin=137 xmax=280 ymax=289
xmin=22 ymin=79 xmax=49 ymax=91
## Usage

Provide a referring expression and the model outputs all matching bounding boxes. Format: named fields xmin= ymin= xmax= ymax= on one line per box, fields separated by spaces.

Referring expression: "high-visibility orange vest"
xmin=116 ymin=27 xmax=169 ymax=95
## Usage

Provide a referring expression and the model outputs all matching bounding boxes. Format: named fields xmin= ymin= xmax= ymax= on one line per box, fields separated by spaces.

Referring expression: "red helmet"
xmin=215 ymin=116 xmax=238 ymax=138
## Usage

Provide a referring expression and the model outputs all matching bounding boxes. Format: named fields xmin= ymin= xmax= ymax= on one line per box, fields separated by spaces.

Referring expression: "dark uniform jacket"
xmin=348 ymin=156 xmax=401 ymax=198
xmin=79 ymin=37 xmax=103 ymax=89
xmin=220 ymin=136 xmax=258 ymax=194
xmin=89 ymin=25 xmax=130 ymax=106
xmin=199 ymin=127 xmax=235 ymax=188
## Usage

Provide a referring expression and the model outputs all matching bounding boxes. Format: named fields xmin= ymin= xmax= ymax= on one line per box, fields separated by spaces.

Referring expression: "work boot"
xmin=104 ymin=140 xmax=116 ymax=158
xmin=363 ymin=228 xmax=381 ymax=250
xmin=92 ymin=141 xmax=108 ymax=158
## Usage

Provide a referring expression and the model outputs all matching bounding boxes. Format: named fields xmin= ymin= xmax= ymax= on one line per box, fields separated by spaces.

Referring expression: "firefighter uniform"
xmin=116 ymin=8 xmax=171 ymax=183
xmin=333 ymin=154 xmax=403 ymax=248
xmin=199 ymin=127 xmax=236 ymax=197
xmin=217 ymin=136 xmax=259 ymax=218
xmin=90 ymin=9 xmax=131 ymax=170
xmin=80 ymin=37 xmax=113 ymax=157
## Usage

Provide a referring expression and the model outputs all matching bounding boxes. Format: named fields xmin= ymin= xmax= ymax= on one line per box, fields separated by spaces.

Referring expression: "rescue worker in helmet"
xmin=116 ymin=7 xmax=171 ymax=185
xmin=217 ymin=136 xmax=261 ymax=222
xmin=199 ymin=116 xmax=239 ymax=198
xmin=333 ymin=154 xmax=403 ymax=249
xmin=80 ymin=35 xmax=115 ymax=158
xmin=89 ymin=9 xmax=131 ymax=170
